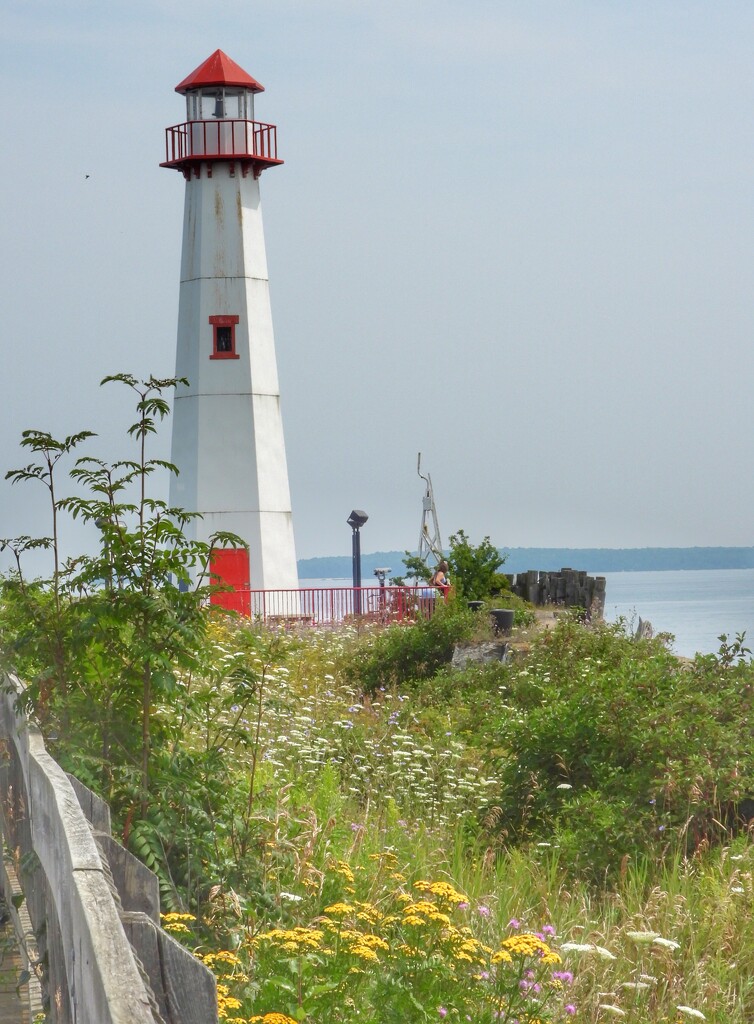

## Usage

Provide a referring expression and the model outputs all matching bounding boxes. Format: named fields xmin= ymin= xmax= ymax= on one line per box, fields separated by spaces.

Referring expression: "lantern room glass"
xmin=185 ymin=88 xmax=254 ymax=122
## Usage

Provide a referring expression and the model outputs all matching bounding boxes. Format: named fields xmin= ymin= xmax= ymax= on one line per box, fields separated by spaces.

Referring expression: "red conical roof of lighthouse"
xmin=175 ymin=49 xmax=265 ymax=95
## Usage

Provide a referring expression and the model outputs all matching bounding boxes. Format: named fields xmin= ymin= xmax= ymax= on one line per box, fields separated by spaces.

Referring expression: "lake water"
xmin=601 ymin=568 xmax=754 ymax=658
xmin=301 ymin=570 xmax=754 ymax=659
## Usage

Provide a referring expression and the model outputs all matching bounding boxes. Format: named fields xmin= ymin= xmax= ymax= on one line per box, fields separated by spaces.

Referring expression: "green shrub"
xmin=340 ymin=603 xmax=476 ymax=694
xmin=482 ymin=617 xmax=754 ymax=879
xmin=446 ymin=529 xmax=505 ymax=600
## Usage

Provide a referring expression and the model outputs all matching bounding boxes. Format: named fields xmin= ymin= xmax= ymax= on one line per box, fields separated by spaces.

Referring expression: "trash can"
xmin=490 ymin=608 xmax=515 ymax=635
xmin=467 ymin=601 xmax=485 ymax=612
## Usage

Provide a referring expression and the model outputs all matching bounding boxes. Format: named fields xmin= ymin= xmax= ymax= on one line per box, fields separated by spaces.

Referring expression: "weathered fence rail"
xmin=0 ymin=672 xmax=218 ymax=1024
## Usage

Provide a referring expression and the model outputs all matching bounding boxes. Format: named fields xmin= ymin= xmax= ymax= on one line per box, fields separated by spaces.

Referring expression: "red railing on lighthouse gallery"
xmin=163 ymin=119 xmax=280 ymax=165
xmin=210 ymin=585 xmax=449 ymax=626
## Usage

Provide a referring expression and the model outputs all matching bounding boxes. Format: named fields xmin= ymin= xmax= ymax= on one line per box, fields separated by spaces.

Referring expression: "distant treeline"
xmin=298 ymin=547 xmax=754 ymax=580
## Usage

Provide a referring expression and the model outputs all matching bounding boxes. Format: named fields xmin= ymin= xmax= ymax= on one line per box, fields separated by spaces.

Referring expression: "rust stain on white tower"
xmin=161 ymin=50 xmax=298 ymax=599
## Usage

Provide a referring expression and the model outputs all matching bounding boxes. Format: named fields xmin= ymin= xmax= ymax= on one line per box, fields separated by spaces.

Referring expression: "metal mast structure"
xmin=417 ymin=453 xmax=443 ymax=566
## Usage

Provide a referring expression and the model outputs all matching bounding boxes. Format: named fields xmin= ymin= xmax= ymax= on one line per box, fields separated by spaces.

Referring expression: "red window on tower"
xmin=209 ymin=314 xmax=240 ymax=359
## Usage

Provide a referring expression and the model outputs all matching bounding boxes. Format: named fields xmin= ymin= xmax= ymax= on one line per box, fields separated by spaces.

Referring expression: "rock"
xmin=451 ymin=642 xmax=509 ymax=669
xmin=634 ymin=618 xmax=654 ymax=641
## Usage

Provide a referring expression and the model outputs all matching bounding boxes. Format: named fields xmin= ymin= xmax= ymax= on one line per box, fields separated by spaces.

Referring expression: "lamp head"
xmin=347 ymin=509 xmax=369 ymax=530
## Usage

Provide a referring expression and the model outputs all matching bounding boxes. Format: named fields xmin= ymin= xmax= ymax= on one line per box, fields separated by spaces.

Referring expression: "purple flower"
xmin=565 ymin=1005 xmax=576 ymax=1016
xmin=350 ymin=823 xmax=362 ymax=832
xmin=508 ymin=918 xmax=521 ymax=929
xmin=438 ymin=1008 xmax=447 ymax=1018
xmin=478 ymin=905 xmax=491 ymax=917
xmin=542 ymin=924 xmax=556 ymax=936
xmin=458 ymin=901 xmax=470 ymax=910
xmin=552 ymin=971 xmax=574 ymax=986
xmin=478 ymin=971 xmax=490 ymax=980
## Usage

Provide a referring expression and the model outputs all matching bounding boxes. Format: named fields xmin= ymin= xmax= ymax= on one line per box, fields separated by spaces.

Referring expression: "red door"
xmin=209 ymin=548 xmax=251 ymax=615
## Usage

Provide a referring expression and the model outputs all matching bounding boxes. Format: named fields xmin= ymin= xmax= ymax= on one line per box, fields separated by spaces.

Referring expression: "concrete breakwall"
xmin=507 ymin=568 xmax=606 ymax=620
xmin=0 ymin=672 xmax=218 ymax=1024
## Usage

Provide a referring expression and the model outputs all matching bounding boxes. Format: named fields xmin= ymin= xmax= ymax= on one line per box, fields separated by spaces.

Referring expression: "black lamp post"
xmin=347 ymin=509 xmax=369 ymax=614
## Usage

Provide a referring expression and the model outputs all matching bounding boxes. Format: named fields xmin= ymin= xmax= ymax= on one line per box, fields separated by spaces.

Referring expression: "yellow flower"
xmin=252 ymin=927 xmax=324 ymax=953
xmin=216 ymin=982 xmax=243 ymax=1019
xmin=369 ymin=851 xmax=398 ymax=863
xmin=499 ymin=932 xmax=561 ymax=963
xmin=345 ymin=933 xmax=389 ymax=951
xmin=396 ymin=943 xmax=426 ymax=958
xmin=323 ymin=903 xmax=354 ymax=917
xmin=413 ymin=880 xmax=468 ymax=905
xmin=428 ymin=911 xmax=451 ymax=926
xmin=491 ymin=949 xmax=513 ymax=963
xmin=402 ymin=901 xmax=438 ymax=916
xmin=350 ymin=944 xmax=380 ymax=962
xmin=248 ymin=1015 xmax=298 ymax=1024
xmin=160 ymin=911 xmax=196 ymax=934
xmin=329 ymin=860 xmax=355 ymax=883
xmin=202 ymin=950 xmax=242 ymax=967
xmin=163 ymin=921 xmax=191 ymax=934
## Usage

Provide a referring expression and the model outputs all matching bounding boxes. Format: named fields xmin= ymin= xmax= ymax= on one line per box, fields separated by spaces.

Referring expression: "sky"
xmin=2 ymin=1 xmax=754 ymax=571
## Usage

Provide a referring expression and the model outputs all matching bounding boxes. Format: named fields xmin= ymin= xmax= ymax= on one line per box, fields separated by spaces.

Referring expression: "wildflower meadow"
xmin=4 ymin=564 xmax=754 ymax=1021
xmin=114 ymin=613 xmax=754 ymax=1022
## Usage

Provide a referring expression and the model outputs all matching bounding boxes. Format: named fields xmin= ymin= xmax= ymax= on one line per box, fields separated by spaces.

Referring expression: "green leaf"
xmin=308 ymin=982 xmax=341 ymax=997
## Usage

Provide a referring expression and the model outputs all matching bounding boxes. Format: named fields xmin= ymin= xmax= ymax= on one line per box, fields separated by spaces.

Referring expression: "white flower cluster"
xmin=212 ymin=627 xmax=497 ymax=827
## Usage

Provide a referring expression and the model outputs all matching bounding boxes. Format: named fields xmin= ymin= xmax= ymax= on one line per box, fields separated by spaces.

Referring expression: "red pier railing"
xmin=211 ymin=585 xmax=448 ymax=626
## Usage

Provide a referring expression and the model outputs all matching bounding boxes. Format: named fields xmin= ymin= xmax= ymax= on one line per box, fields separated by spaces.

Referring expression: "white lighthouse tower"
xmin=161 ymin=50 xmax=299 ymax=604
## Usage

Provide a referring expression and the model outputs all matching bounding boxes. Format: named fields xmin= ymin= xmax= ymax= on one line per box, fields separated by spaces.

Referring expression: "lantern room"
xmin=161 ymin=49 xmax=282 ymax=178
xmin=184 ymin=86 xmax=257 ymax=122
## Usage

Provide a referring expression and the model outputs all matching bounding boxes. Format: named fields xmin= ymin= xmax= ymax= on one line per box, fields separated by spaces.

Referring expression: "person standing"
xmin=431 ymin=560 xmax=451 ymax=596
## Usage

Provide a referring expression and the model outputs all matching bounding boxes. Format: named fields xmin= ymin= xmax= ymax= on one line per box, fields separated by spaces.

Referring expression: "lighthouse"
xmin=161 ymin=50 xmax=299 ymax=600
